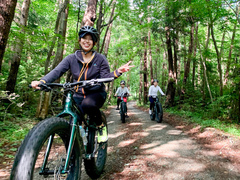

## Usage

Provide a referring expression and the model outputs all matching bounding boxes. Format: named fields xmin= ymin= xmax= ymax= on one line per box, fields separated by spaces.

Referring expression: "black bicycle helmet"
xmin=153 ymin=79 xmax=158 ymax=83
xmin=120 ymin=80 xmax=125 ymax=85
xmin=78 ymin=26 xmax=99 ymax=43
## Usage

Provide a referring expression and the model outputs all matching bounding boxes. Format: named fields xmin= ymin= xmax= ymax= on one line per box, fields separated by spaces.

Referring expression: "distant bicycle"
xmin=150 ymin=96 xmax=163 ymax=123
xmin=117 ymin=93 xmax=129 ymax=123
xmin=10 ymin=78 xmax=113 ymax=180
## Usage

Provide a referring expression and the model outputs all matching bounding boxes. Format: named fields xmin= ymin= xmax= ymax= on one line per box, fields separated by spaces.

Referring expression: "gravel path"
xmin=1 ymin=101 xmax=240 ymax=180
xmin=94 ymin=101 xmax=240 ymax=180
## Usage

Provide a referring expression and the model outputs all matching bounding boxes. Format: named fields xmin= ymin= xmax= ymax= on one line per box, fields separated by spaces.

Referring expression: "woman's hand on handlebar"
xmin=31 ymin=81 xmax=41 ymax=89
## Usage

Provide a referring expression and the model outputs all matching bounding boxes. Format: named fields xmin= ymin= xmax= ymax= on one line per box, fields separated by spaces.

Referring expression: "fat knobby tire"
xmin=120 ymin=102 xmax=126 ymax=123
xmin=156 ymin=103 xmax=163 ymax=123
xmin=10 ymin=117 xmax=82 ymax=180
xmin=84 ymin=112 xmax=108 ymax=179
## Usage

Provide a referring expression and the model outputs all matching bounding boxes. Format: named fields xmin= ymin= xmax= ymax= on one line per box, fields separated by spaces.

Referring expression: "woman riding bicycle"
xmin=114 ymin=80 xmax=131 ymax=118
xmin=31 ymin=26 xmax=134 ymax=143
xmin=148 ymin=79 xmax=165 ymax=114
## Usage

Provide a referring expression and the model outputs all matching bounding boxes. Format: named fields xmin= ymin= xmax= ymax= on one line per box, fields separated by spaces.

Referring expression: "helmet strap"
xmin=79 ymin=45 xmax=93 ymax=55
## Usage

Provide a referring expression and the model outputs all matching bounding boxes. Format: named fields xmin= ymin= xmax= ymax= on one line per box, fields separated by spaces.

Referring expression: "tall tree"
xmin=165 ymin=1 xmax=175 ymax=106
xmin=99 ymin=0 xmax=116 ymax=54
xmin=6 ymin=0 xmax=31 ymax=93
xmin=45 ymin=0 xmax=69 ymax=74
xmin=207 ymin=0 xmax=223 ymax=96
xmin=148 ymin=6 xmax=153 ymax=83
xmin=224 ymin=4 xmax=239 ymax=85
xmin=183 ymin=21 xmax=194 ymax=85
xmin=192 ymin=22 xmax=198 ymax=87
xmin=0 ymin=0 xmax=17 ymax=73
xmin=143 ymin=36 xmax=148 ymax=104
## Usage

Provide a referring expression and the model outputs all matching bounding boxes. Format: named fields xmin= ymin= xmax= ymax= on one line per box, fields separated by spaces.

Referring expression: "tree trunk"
xmin=198 ymin=40 xmax=213 ymax=104
xmin=183 ymin=22 xmax=194 ymax=85
xmin=143 ymin=36 xmax=148 ymax=104
xmin=45 ymin=0 xmax=69 ymax=74
xmin=96 ymin=0 xmax=103 ymax=52
xmin=148 ymin=9 xmax=153 ymax=83
xmin=197 ymin=25 xmax=213 ymax=103
xmin=210 ymin=23 xmax=223 ymax=96
xmin=81 ymin=0 xmax=98 ymax=27
xmin=52 ymin=8 xmax=69 ymax=70
xmin=154 ymin=46 xmax=160 ymax=79
xmin=207 ymin=0 xmax=223 ymax=96
xmin=0 ymin=0 xmax=17 ymax=73
xmin=139 ymin=57 xmax=143 ymax=103
xmin=165 ymin=26 xmax=175 ymax=107
xmin=173 ymin=32 xmax=178 ymax=84
xmin=202 ymin=25 xmax=211 ymax=101
xmin=192 ymin=22 xmax=198 ymax=87
xmin=107 ymin=63 xmax=116 ymax=103
xmin=6 ymin=0 xmax=31 ymax=93
xmin=103 ymin=22 xmax=113 ymax=57
xmin=99 ymin=0 xmax=116 ymax=54
xmin=224 ymin=5 xmax=239 ymax=85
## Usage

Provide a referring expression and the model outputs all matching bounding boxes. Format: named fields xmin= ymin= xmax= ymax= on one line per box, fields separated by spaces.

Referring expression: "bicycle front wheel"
xmin=10 ymin=117 xmax=82 ymax=180
xmin=120 ymin=102 xmax=126 ymax=123
xmin=150 ymin=111 xmax=155 ymax=121
xmin=84 ymin=112 xmax=108 ymax=179
xmin=156 ymin=103 xmax=163 ymax=123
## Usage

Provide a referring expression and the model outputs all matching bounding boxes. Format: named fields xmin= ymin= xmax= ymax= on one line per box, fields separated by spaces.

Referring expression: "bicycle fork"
xmin=39 ymin=121 xmax=78 ymax=175
xmin=39 ymin=92 xmax=81 ymax=175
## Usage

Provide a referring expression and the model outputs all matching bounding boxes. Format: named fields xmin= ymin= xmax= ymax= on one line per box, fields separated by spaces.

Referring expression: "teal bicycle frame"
xmin=37 ymin=77 xmax=114 ymax=175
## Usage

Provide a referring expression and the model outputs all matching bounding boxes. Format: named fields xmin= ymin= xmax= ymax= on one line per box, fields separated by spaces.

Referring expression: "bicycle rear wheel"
xmin=120 ymin=102 xmax=126 ymax=123
xmin=10 ymin=117 xmax=82 ymax=180
xmin=156 ymin=103 xmax=163 ymax=123
xmin=84 ymin=112 xmax=108 ymax=179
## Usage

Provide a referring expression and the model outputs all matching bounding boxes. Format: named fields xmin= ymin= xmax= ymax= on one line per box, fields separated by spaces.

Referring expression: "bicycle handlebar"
xmin=29 ymin=77 xmax=114 ymax=91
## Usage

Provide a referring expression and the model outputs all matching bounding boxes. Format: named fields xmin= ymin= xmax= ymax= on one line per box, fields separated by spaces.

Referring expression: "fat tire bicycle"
xmin=10 ymin=78 xmax=114 ymax=180
xmin=150 ymin=96 xmax=163 ymax=123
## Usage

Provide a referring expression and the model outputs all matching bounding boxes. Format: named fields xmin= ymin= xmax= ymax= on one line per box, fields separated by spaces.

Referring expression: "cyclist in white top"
xmin=148 ymin=79 xmax=165 ymax=114
xmin=114 ymin=80 xmax=131 ymax=117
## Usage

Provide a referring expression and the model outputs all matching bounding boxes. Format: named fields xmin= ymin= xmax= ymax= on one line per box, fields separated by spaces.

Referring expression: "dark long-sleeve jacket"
xmin=40 ymin=50 xmax=121 ymax=97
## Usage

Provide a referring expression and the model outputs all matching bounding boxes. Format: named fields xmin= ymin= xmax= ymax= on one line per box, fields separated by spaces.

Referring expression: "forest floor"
xmin=1 ymin=101 xmax=240 ymax=179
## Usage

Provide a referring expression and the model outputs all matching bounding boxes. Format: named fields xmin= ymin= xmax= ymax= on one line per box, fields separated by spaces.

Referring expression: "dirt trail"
xmin=96 ymin=101 xmax=240 ymax=180
xmin=1 ymin=101 xmax=240 ymax=180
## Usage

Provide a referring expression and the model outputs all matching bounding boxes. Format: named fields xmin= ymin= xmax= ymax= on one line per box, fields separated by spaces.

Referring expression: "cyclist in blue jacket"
xmin=31 ymin=26 xmax=134 ymax=143
xmin=148 ymin=79 xmax=165 ymax=114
